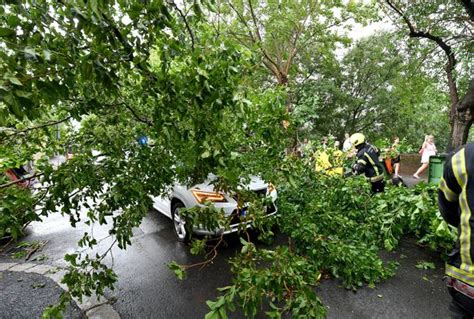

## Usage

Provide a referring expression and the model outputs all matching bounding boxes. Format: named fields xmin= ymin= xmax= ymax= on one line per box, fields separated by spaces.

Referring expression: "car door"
xmin=152 ymin=195 xmax=172 ymax=218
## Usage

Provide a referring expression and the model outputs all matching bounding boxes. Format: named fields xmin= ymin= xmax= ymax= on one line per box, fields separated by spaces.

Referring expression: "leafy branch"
xmin=461 ymin=0 xmax=474 ymax=21
xmin=0 ymin=116 xmax=72 ymax=142
xmin=383 ymin=0 xmax=461 ymax=117
xmin=169 ymin=1 xmax=196 ymax=51
xmin=183 ymin=234 xmax=226 ymax=271
xmin=0 ymin=173 xmax=43 ymax=190
xmin=122 ymin=102 xmax=153 ymax=127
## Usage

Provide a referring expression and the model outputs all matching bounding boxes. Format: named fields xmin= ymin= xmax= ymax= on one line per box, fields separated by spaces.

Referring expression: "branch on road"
xmin=83 ymin=297 xmax=118 ymax=313
xmin=182 ymin=234 xmax=226 ymax=271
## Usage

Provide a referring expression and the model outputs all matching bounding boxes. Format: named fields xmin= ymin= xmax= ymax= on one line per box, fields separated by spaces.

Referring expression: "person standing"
xmin=391 ymin=136 xmax=401 ymax=177
xmin=350 ymin=133 xmax=385 ymax=193
xmin=342 ymin=133 xmax=352 ymax=152
xmin=438 ymin=143 xmax=474 ymax=317
xmin=321 ymin=136 xmax=329 ymax=149
xmin=413 ymin=134 xmax=437 ymax=179
xmin=299 ymin=138 xmax=313 ymax=158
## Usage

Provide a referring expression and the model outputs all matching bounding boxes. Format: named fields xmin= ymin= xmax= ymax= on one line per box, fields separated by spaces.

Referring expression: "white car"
xmin=152 ymin=176 xmax=278 ymax=242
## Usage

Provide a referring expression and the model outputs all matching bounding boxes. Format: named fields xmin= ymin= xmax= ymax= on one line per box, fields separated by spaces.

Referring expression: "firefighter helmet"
xmin=350 ymin=133 xmax=365 ymax=147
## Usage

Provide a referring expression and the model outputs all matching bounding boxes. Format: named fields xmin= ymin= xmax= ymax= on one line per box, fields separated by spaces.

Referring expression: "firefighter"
xmin=350 ymin=133 xmax=385 ymax=193
xmin=438 ymin=143 xmax=474 ymax=317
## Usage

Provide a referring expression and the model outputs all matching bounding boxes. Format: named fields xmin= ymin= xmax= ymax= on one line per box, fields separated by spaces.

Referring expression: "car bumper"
xmin=193 ymin=204 xmax=278 ymax=236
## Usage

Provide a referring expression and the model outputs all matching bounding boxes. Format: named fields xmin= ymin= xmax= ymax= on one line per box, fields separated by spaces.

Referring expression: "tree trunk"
xmin=447 ymin=78 xmax=474 ymax=151
xmin=449 ymin=113 xmax=472 ymax=151
xmin=278 ymin=72 xmax=288 ymax=86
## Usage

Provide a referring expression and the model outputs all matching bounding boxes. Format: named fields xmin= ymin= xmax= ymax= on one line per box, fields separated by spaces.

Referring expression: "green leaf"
xmin=90 ymin=0 xmax=100 ymax=16
xmin=168 ymin=262 xmax=186 ymax=280
xmin=15 ymin=90 xmax=32 ymax=98
xmin=204 ymin=310 xmax=219 ymax=319
xmin=0 ymin=27 xmax=15 ymax=37
xmin=7 ymin=15 xmax=21 ymax=27
xmin=43 ymin=50 xmax=51 ymax=61
xmin=383 ymin=239 xmax=394 ymax=251
xmin=415 ymin=261 xmax=435 ymax=270
xmin=24 ymin=47 xmax=37 ymax=57
xmin=8 ymin=77 xmax=22 ymax=86
xmin=288 ymin=175 xmax=297 ymax=188
xmin=218 ymin=307 xmax=228 ymax=319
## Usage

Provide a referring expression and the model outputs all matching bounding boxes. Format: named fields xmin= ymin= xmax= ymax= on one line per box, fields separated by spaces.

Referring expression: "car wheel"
xmin=171 ymin=202 xmax=191 ymax=243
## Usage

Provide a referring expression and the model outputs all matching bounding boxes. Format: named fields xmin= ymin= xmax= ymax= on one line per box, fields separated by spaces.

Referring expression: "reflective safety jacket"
xmin=439 ymin=143 xmax=474 ymax=285
xmin=354 ymin=142 xmax=384 ymax=182
xmin=314 ymin=149 xmax=344 ymax=176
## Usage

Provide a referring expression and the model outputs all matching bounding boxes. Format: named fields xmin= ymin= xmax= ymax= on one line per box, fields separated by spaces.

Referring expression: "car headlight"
xmin=191 ymin=190 xmax=227 ymax=203
xmin=267 ymin=183 xmax=276 ymax=194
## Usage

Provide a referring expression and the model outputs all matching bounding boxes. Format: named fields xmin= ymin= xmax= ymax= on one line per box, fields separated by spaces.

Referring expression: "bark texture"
xmin=449 ymin=78 xmax=474 ymax=150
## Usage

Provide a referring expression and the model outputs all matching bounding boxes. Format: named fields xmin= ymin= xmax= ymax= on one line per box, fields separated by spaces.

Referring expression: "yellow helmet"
xmin=350 ymin=133 xmax=365 ymax=147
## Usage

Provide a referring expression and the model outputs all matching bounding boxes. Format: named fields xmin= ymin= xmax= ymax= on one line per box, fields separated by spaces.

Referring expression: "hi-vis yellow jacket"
xmin=314 ymin=149 xmax=344 ymax=176
xmin=439 ymin=143 xmax=474 ymax=285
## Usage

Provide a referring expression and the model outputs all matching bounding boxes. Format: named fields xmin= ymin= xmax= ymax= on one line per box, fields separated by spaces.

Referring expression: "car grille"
xmin=254 ymin=188 xmax=276 ymax=214
xmin=229 ymin=210 xmax=242 ymax=225
xmin=228 ymin=188 xmax=274 ymax=225
xmin=254 ymin=188 xmax=267 ymax=198
xmin=228 ymin=203 xmax=276 ymax=226
xmin=266 ymin=203 xmax=276 ymax=214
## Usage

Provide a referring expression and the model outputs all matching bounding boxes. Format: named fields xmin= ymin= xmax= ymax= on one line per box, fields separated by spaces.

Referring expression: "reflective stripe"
xmin=369 ymin=174 xmax=384 ymax=182
xmin=357 ymin=159 xmax=367 ymax=165
xmin=460 ymin=188 xmax=473 ymax=272
xmin=364 ymin=152 xmax=380 ymax=176
xmin=452 ymin=149 xmax=472 ymax=272
xmin=439 ymin=177 xmax=459 ymax=202
xmin=446 ymin=264 xmax=474 ymax=286
xmin=453 ymin=149 xmax=467 ymax=188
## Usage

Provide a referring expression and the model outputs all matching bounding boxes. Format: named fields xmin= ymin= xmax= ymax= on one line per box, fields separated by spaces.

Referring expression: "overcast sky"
xmin=349 ymin=20 xmax=394 ymax=40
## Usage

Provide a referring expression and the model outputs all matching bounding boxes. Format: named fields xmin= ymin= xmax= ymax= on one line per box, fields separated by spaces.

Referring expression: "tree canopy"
xmin=381 ymin=0 xmax=474 ymax=150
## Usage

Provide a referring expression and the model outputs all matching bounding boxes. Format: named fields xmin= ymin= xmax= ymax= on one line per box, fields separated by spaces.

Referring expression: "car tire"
xmin=171 ymin=202 xmax=191 ymax=243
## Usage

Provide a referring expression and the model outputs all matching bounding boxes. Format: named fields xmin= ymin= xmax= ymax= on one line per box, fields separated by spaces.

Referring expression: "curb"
xmin=0 ymin=262 xmax=121 ymax=319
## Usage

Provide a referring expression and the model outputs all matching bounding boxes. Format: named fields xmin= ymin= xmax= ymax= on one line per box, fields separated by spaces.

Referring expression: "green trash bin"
xmin=428 ymin=154 xmax=447 ymax=184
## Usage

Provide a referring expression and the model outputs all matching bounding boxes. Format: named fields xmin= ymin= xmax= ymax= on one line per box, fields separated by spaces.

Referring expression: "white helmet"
xmin=350 ymin=133 xmax=365 ymax=147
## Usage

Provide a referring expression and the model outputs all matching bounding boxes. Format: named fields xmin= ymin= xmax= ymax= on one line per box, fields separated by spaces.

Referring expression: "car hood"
xmin=191 ymin=175 xmax=267 ymax=192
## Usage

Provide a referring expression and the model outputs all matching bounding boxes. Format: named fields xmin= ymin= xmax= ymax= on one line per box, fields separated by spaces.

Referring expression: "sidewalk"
xmin=0 ymin=262 xmax=119 ymax=319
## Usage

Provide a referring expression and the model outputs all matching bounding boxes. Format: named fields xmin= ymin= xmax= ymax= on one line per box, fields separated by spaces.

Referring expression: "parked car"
xmin=151 ymin=175 xmax=277 ymax=242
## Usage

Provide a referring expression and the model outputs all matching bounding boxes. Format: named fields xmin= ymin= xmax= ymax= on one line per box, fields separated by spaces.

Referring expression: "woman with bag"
xmin=413 ymin=135 xmax=437 ymax=179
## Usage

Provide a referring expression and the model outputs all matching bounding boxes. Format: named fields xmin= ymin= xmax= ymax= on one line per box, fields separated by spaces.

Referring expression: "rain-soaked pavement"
xmin=0 ymin=270 xmax=83 ymax=319
xmin=1 ymin=204 xmax=451 ymax=319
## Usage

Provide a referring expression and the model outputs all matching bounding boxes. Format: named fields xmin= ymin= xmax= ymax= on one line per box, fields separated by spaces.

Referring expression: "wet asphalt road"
xmin=100 ymin=213 xmax=255 ymax=319
xmin=318 ymin=237 xmax=450 ymax=318
xmin=1 ymin=210 xmax=275 ymax=318
xmin=1 ymin=180 xmax=451 ymax=319
xmin=0 ymin=271 xmax=83 ymax=319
